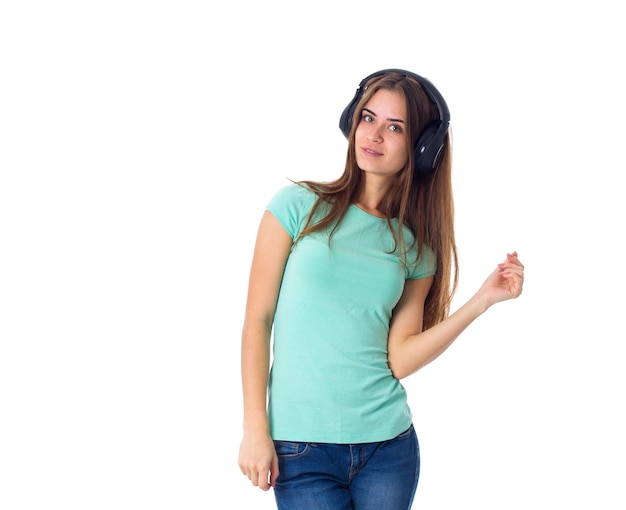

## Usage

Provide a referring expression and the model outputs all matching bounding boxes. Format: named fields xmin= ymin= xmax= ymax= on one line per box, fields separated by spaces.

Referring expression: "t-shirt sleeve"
xmin=406 ymin=244 xmax=437 ymax=280
xmin=266 ymin=184 xmax=315 ymax=240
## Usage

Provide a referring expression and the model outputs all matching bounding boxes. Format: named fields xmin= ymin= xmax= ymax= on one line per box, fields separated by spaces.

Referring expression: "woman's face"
xmin=354 ymin=88 xmax=409 ymax=179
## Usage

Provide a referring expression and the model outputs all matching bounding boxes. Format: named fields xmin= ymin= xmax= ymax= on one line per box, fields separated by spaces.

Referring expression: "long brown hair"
xmin=295 ymin=71 xmax=458 ymax=329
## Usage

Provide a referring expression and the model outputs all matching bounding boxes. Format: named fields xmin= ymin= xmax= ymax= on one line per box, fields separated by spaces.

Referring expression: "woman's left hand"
xmin=479 ymin=251 xmax=525 ymax=306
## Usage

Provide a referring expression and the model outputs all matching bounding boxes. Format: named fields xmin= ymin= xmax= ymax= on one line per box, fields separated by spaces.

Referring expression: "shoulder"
xmin=274 ymin=182 xmax=317 ymax=200
xmin=266 ymin=183 xmax=318 ymax=239
xmin=269 ymin=182 xmax=317 ymax=206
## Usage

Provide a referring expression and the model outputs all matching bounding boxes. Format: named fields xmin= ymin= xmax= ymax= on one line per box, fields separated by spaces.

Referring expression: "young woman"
xmin=238 ymin=69 xmax=524 ymax=509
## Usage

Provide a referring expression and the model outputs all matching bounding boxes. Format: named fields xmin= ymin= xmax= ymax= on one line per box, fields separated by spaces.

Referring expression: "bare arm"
xmin=238 ymin=211 xmax=292 ymax=491
xmin=388 ymin=252 xmax=525 ymax=379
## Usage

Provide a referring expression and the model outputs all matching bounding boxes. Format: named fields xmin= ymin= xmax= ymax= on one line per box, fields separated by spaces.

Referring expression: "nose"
xmin=368 ymin=126 xmax=383 ymax=143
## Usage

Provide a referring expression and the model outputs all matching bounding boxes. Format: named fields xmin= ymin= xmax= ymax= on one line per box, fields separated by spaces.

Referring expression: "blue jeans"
xmin=273 ymin=424 xmax=420 ymax=510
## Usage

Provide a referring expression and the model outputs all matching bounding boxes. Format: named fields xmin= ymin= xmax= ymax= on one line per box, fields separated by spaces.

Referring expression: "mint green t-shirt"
xmin=266 ymin=184 xmax=436 ymax=443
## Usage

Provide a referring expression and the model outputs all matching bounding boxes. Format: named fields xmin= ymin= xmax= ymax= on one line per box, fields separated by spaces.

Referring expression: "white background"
xmin=1 ymin=1 xmax=624 ymax=508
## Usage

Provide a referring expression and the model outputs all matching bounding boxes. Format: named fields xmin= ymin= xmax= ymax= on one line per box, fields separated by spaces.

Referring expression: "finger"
xmin=255 ymin=470 xmax=271 ymax=491
xmin=269 ymin=456 xmax=280 ymax=488
xmin=501 ymin=270 xmax=524 ymax=295
xmin=502 ymin=264 xmax=524 ymax=276
xmin=497 ymin=264 xmax=523 ymax=278
xmin=240 ymin=465 xmax=256 ymax=485
xmin=499 ymin=259 xmax=524 ymax=274
xmin=246 ymin=469 xmax=255 ymax=483
xmin=507 ymin=252 xmax=524 ymax=269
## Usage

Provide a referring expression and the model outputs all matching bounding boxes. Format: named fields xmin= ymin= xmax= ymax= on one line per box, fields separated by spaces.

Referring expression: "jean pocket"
xmin=273 ymin=440 xmax=310 ymax=459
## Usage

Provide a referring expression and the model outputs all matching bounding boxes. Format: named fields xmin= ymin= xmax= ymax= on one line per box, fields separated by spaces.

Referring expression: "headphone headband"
xmin=338 ymin=68 xmax=450 ymax=173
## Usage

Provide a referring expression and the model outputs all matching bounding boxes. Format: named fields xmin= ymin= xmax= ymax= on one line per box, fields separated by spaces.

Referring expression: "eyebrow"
xmin=363 ymin=107 xmax=405 ymax=124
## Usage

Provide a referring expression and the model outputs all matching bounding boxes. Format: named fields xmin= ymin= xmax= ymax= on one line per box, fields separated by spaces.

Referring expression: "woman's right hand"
xmin=238 ymin=432 xmax=279 ymax=491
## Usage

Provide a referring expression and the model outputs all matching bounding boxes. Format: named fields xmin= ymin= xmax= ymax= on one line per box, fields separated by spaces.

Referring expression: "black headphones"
xmin=339 ymin=68 xmax=451 ymax=174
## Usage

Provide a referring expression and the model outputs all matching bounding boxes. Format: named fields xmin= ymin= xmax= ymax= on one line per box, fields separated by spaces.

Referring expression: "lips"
xmin=361 ymin=146 xmax=383 ymax=156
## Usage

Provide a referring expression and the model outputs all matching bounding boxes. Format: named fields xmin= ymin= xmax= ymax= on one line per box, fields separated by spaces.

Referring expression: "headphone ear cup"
xmin=413 ymin=124 xmax=445 ymax=173
xmin=339 ymin=100 xmax=357 ymax=138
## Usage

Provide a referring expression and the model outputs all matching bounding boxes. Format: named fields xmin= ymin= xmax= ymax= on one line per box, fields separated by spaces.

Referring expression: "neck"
xmin=355 ymin=174 xmax=394 ymax=217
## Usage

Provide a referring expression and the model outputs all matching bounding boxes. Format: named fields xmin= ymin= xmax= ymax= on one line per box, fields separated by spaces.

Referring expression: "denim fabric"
xmin=273 ymin=424 xmax=420 ymax=510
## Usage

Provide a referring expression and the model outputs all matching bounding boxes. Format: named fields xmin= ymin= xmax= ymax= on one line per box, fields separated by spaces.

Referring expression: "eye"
xmin=362 ymin=113 xmax=374 ymax=123
xmin=389 ymin=124 xmax=403 ymax=133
